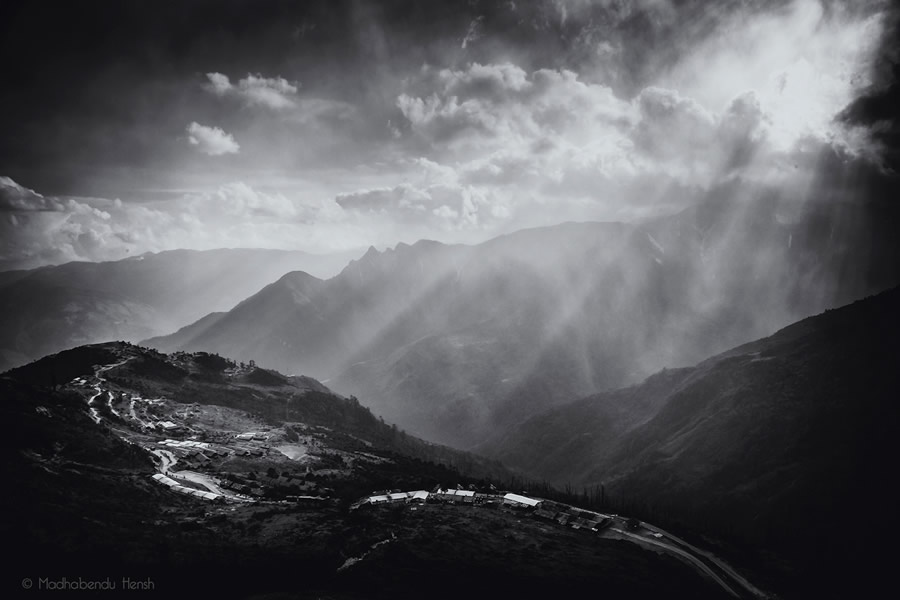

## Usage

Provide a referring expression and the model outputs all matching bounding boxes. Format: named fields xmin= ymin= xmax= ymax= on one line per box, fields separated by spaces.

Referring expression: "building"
xmin=408 ymin=490 xmax=429 ymax=503
xmin=502 ymin=493 xmax=541 ymax=508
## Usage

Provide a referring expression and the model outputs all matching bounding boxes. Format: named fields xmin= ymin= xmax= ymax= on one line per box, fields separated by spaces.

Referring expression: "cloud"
xmin=461 ymin=16 xmax=484 ymax=49
xmin=205 ymin=72 xmax=232 ymax=95
xmin=2 ymin=1 xmax=893 ymax=266
xmin=204 ymin=72 xmax=299 ymax=109
xmin=0 ymin=177 xmax=123 ymax=268
xmin=658 ymin=0 xmax=884 ymax=149
xmin=184 ymin=182 xmax=305 ymax=220
xmin=336 ymin=180 xmax=498 ymax=230
xmin=0 ymin=177 xmax=357 ymax=270
xmin=186 ymin=122 xmax=240 ymax=155
xmin=0 ymin=176 xmax=65 ymax=212
xmin=632 ymin=87 xmax=716 ymax=158
xmin=397 ymin=63 xmax=632 ymax=151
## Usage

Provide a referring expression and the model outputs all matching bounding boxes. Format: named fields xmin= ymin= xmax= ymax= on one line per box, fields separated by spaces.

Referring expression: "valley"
xmin=4 ymin=242 xmax=897 ymax=599
xmin=145 ymin=198 xmax=900 ymax=450
xmin=4 ymin=1 xmax=899 ymax=597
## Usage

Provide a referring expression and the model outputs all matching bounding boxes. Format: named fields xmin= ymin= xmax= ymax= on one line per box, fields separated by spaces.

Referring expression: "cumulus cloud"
xmin=397 ymin=63 xmax=632 ymax=152
xmin=204 ymin=72 xmax=299 ymax=109
xmin=336 ymin=180 xmax=497 ymax=230
xmin=0 ymin=176 xmax=65 ymax=212
xmin=0 ymin=177 xmax=353 ymax=270
xmin=186 ymin=122 xmax=240 ymax=156
xmin=4 ymin=1 xmax=891 ymax=267
xmin=185 ymin=182 xmax=306 ymax=220
xmin=0 ymin=177 xmax=123 ymax=269
xmin=388 ymin=13 xmax=887 ymax=232
xmin=660 ymin=0 xmax=883 ymax=149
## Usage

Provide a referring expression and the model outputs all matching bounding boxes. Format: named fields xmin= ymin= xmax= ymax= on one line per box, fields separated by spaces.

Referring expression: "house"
xmin=432 ymin=491 xmax=457 ymax=503
xmin=502 ymin=493 xmax=541 ymax=508
xmin=436 ymin=489 xmax=475 ymax=503
xmin=408 ymin=490 xmax=429 ymax=503
xmin=533 ymin=508 xmax=557 ymax=522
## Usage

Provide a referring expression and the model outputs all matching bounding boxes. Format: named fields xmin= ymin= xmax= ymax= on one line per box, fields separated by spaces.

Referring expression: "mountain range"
xmin=0 ymin=247 xmax=359 ymax=373
xmin=145 ymin=193 xmax=900 ymax=448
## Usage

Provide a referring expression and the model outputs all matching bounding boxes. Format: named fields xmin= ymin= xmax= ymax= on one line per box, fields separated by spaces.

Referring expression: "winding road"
xmin=611 ymin=527 xmax=740 ymax=597
xmin=85 ymin=357 xmax=133 ymax=424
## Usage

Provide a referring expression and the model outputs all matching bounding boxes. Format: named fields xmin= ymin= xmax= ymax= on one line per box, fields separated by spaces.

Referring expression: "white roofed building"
xmin=502 ymin=493 xmax=541 ymax=508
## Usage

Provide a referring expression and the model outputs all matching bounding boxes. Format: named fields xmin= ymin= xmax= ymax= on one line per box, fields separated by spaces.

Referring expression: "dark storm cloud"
xmin=838 ymin=3 xmax=900 ymax=171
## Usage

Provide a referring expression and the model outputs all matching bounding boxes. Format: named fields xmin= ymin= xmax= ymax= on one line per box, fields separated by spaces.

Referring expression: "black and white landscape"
xmin=2 ymin=1 xmax=898 ymax=598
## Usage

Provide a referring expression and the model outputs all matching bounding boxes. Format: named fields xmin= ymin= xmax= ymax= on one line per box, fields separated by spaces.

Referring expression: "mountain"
xmin=0 ymin=247 xmax=361 ymax=372
xmin=146 ymin=194 xmax=900 ymax=449
xmin=481 ymin=286 xmax=900 ymax=598
xmin=1 ymin=342 xmax=733 ymax=599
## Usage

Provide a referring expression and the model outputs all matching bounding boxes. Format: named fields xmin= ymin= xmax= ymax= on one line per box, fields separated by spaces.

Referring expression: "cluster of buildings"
xmin=149 ymin=420 xmax=180 ymax=431
xmin=155 ymin=438 xmax=232 ymax=466
xmin=355 ymin=489 xmax=545 ymax=510
xmin=354 ymin=488 xmax=615 ymax=534
xmin=159 ymin=439 xmax=210 ymax=450
xmin=218 ymin=478 xmax=266 ymax=498
xmin=532 ymin=505 xmax=613 ymax=532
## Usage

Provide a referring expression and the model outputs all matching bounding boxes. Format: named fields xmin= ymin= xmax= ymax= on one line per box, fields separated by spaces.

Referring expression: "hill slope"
xmin=2 ymin=342 xmax=735 ymax=599
xmin=483 ymin=286 xmax=900 ymax=597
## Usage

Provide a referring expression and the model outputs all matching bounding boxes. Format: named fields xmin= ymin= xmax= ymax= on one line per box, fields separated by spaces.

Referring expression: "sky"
xmin=0 ymin=0 xmax=897 ymax=270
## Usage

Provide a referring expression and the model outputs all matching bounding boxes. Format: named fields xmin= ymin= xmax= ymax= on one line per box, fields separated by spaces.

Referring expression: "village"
xmin=68 ymin=365 xmax=329 ymax=505
xmin=348 ymin=486 xmax=765 ymax=598
xmin=65 ymin=358 xmax=766 ymax=599
xmin=355 ymin=487 xmax=618 ymax=536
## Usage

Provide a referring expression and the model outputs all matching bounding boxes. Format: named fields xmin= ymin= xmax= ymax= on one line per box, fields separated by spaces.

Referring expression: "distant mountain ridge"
xmin=0 ymin=247 xmax=361 ymax=372
xmin=145 ymin=195 xmax=900 ymax=449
